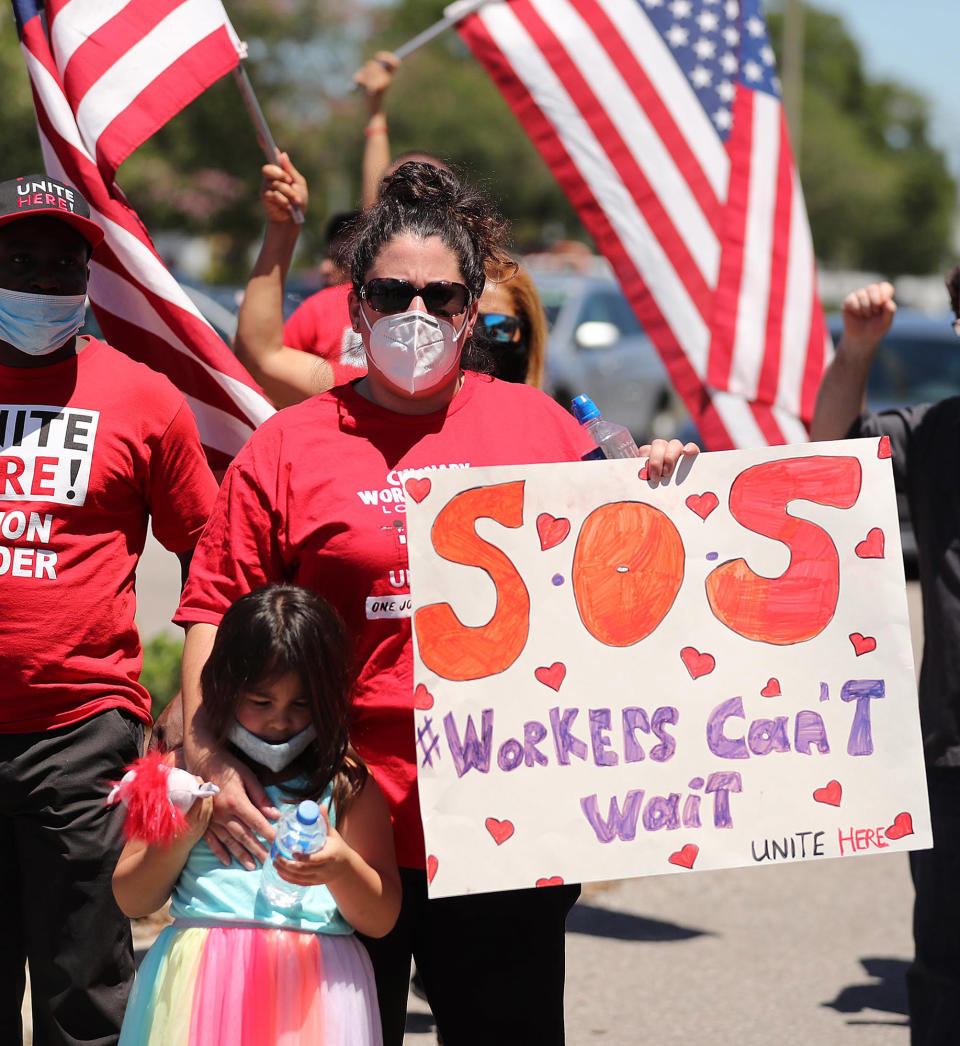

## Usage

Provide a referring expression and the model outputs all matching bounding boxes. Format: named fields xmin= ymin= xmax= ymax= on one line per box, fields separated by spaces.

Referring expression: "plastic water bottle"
xmin=571 ymin=394 xmax=640 ymax=459
xmin=260 ymin=799 xmax=327 ymax=909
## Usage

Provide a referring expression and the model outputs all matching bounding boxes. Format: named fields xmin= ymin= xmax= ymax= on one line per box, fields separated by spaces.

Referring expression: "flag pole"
xmin=232 ymin=63 xmax=304 ymax=225
xmin=388 ymin=0 xmax=491 ymax=61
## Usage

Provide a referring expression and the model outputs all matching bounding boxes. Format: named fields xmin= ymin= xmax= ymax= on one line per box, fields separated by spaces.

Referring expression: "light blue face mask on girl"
xmin=227 ymin=719 xmax=318 ymax=773
xmin=0 ymin=287 xmax=86 ymax=356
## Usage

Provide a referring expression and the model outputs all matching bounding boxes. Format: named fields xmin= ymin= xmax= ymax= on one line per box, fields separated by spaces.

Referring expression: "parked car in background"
xmin=826 ymin=307 xmax=960 ymax=574
xmin=529 ymin=266 xmax=686 ymax=443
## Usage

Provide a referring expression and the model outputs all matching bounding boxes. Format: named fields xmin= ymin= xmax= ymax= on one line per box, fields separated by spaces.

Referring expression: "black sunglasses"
xmin=360 ymin=278 xmax=471 ymax=317
xmin=478 ymin=312 xmax=522 ymax=343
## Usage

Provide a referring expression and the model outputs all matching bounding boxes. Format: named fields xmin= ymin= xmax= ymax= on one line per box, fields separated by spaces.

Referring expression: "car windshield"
xmin=867 ymin=335 xmax=960 ymax=405
xmin=575 ymin=288 xmax=643 ymax=336
xmin=537 ymin=287 xmax=567 ymax=328
xmin=537 ymin=282 xmax=645 ymax=337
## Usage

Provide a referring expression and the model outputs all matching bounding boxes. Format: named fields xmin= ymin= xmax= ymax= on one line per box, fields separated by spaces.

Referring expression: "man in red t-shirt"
xmin=0 ymin=175 xmax=217 ymax=1046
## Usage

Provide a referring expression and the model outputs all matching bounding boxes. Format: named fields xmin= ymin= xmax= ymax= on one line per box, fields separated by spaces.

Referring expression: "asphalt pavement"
xmin=21 ymin=538 xmax=924 ymax=1044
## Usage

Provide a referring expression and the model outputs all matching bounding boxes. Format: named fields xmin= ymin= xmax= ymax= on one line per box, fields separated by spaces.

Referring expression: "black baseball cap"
xmin=0 ymin=174 xmax=104 ymax=249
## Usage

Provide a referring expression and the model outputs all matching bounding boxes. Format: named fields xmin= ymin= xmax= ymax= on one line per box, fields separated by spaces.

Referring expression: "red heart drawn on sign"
xmin=426 ymin=855 xmax=439 ymax=884
xmin=485 ymin=817 xmax=515 ymax=846
xmin=535 ymin=876 xmax=564 ymax=888
xmin=535 ymin=662 xmax=566 ymax=691
xmin=685 ymin=492 xmax=719 ymax=520
xmin=536 ymin=513 xmax=571 ymax=551
xmin=668 ymin=844 xmax=699 ymax=869
xmin=855 ymin=528 xmax=885 ymax=559
xmin=813 ymin=780 xmax=842 ymax=806
xmin=885 ymin=812 xmax=914 ymax=841
xmin=680 ymin=646 xmax=715 ymax=679
xmin=637 ymin=463 xmax=649 ymax=481
xmin=849 ymin=632 xmax=877 ymax=656
xmin=404 ymin=477 xmax=431 ymax=503
xmin=877 ymin=435 xmax=892 ymax=459
xmin=760 ymin=678 xmax=781 ymax=698
xmin=413 ymin=684 xmax=434 ymax=710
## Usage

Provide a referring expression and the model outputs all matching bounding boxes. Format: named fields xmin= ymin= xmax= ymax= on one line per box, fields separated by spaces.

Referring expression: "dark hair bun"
xmin=350 ymin=161 xmax=511 ymax=300
xmin=380 ymin=161 xmax=459 ymax=207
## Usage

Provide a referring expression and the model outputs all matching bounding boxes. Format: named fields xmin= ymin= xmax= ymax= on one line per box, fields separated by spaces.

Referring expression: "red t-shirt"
xmin=283 ymin=284 xmax=368 ymax=387
xmin=177 ymin=373 xmax=594 ymax=867
xmin=0 ymin=338 xmax=217 ymax=732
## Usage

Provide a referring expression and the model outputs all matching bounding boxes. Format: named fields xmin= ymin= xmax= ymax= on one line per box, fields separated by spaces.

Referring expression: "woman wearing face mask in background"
xmin=475 ymin=257 xmax=547 ymax=387
xmin=176 ymin=162 xmax=698 ymax=1046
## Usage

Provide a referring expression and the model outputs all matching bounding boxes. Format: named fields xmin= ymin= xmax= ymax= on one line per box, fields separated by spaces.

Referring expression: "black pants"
xmin=908 ymin=766 xmax=960 ymax=1046
xmin=359 ymin=867 xmax=579 ymax=1046
xmin=0 ymin=709 xmax=144 ymax=1046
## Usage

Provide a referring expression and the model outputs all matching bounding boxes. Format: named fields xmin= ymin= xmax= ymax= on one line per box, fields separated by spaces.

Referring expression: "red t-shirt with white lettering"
xmin=283 ymin=284 xmax=368 ymax=387
xmin=0 ymin=338 xmax=217 ymax=732
xmin=177 ymin=372 xmax=593 ymax=867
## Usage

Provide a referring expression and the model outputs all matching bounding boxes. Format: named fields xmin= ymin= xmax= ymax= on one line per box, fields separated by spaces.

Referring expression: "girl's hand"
xmin=260 ymin=152 xmax=308 ymax=225
xmin=638 ymin=438 xmax=700 ymax=483
xmin=272 ymin=807 xmax=353 ymax=888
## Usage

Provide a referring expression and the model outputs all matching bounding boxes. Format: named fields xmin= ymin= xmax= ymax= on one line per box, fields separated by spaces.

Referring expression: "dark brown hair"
xmin=349 ymin=161 xmax=511 ymax=303
xmin=200 ymin=585 xmax=366 ymax=813
xmin=946 ymin=264 xmax=960 ymax=319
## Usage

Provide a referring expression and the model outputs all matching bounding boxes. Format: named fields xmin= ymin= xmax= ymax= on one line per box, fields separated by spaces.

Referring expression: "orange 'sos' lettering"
xmin=705 ymin=457 xmax=862 ymax=644
xmin=572 ymin=502 xmax=685 ymax=647
xmin=414 ymin=481 xmax=529 ymax=681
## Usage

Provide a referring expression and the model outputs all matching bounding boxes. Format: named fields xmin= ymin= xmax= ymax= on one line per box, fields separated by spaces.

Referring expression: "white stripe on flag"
xmin=184 ymin=393 xmax=258 ymax=455
xmin=777 ymin=168 xmax=817 ymax=417
xmin=22 ymin=45 xmax=97 ymax=164
xmin=74 ymin=0 xmax=232 ymax=151
xmin=770 ymin=403 xmax=809 ymax=444
xmin=710 ymin=389 xmax=768 ymax=448
xmin=530 ymin=0 xmax=720 ymax=284
xmin=598 ymin=0 xmax=730 ymax=199
xmin=481 ymin=1 xmax=711 ymax=372
xmin=730 ymin=92 xmax=780 ymax=401
xmin=50 ymin=0 xmax=133 ymax=70
xmin=88 ymin=259 xmax=274 ymax=428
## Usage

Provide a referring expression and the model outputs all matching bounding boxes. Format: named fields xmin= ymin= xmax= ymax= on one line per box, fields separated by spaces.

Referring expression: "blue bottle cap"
xmin=571 ymin=394 xmax=600 ymax=423
xmin=296 ymin=800 xmax=321 ymax=825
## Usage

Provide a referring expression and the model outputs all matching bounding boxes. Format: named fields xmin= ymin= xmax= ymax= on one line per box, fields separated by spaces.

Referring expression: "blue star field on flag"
xmin=638 ymin=0 xmax=780 ymax=139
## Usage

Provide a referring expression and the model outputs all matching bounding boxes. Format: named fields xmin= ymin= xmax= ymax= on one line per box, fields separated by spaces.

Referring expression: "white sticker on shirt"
xmin=0 ymin=404 xmax=99 ymax=507
xmin=366 ymin=594 xmax=412 ymax=619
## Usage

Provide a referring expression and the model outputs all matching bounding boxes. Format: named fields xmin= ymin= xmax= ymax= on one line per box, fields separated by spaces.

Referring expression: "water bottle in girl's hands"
xmin=571 ymin=394 xmax=640 ymax=459
xmin=260 ymin=800 xmax=327 ymax=909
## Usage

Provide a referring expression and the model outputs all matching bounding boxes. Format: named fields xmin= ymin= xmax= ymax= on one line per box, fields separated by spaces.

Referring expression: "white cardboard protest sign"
xmin=405 ymin=439 xmax=931 ymax=899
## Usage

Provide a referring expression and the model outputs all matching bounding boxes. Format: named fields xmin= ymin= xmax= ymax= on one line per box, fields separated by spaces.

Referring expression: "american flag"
xmin=13 ymin=0 xmax=274 ymax=474
xmin=456 ymin=0 xmax=831 ymax=449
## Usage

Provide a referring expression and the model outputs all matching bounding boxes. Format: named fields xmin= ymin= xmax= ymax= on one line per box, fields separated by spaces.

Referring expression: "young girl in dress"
xmin=113 ymin=585 xmax=400 ymax=1046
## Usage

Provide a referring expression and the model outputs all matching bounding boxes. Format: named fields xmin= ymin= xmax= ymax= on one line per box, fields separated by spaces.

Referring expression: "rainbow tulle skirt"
xmin=118 ymin=924 xmax=382 ymax=1046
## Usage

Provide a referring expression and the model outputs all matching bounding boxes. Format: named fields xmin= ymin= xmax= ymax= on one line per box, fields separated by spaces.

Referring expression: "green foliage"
xmin=0 ymin=9 xmax=44 ymax=174
xmin=140 ymin=633 xmax=184 ymax=720
xmin=0 ymin=2 xmax=954 ymax=276
xmin=323 ymin=0 xmax=584 ymax=250
xmin=768 ymin=5 xmax=956 ymax=273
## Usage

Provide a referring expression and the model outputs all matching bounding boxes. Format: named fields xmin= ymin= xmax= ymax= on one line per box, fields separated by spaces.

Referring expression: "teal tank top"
xmin=169 ymin=779 xmax=353 ymax=935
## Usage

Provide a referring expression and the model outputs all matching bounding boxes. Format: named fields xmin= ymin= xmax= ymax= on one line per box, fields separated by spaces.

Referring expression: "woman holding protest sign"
xmin=176 ymin=160 xmax=697 ymax=1044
